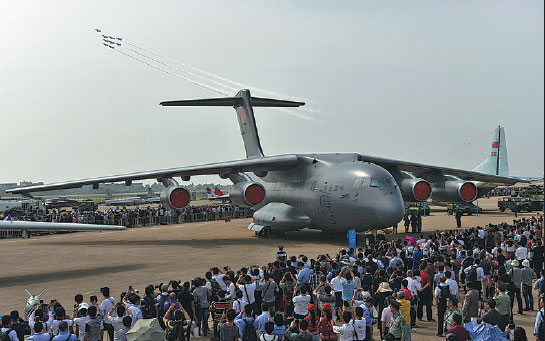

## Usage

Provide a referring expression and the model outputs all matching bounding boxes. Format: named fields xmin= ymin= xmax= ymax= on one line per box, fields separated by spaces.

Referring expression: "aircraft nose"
xmin=375 ymin=193 xmax=405 ymax=227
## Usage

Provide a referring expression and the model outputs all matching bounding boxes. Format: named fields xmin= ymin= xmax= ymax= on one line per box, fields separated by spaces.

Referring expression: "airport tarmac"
xmin=1 ymin=196 xmax=542 ymax=338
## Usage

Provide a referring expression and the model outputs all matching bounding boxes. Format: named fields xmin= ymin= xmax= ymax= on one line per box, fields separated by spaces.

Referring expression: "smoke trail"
xmin=109 ymin=48 xmax=317 ymax=121
xmin=112 ymin=49 xmax=229 ymax=95
xmin=124 ymin=46 xmax=240 ymax=94
xmin=124 ymin=41 xmax=317 ymax=105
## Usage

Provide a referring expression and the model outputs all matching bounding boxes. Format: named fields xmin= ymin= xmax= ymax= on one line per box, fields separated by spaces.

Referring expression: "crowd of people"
xmin=0 ymin=204 xmax=255 ymax=239
xmin=1 ymin=216 xmax=544 ymax=341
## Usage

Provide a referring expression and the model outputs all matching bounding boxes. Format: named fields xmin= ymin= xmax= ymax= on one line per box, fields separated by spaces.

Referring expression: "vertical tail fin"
xmin=473 ymin=126 xmax=509 ymax=176
xmin=160 ymin=89 xmax=304 ymax=159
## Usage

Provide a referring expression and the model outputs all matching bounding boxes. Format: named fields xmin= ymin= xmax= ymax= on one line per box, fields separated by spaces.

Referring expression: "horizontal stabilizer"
xmin=160 ymin=96 xmax=304 ymax=108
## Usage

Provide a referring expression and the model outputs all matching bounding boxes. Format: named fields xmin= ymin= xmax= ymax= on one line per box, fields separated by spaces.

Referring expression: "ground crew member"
xmin=455 ymin=209 xmax=462 ymax=228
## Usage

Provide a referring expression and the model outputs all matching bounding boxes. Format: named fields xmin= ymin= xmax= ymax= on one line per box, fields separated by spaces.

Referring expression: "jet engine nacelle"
xmin=430 ymin=180 xmax=477 ymax=203
xmin=229 ymin=182 xmax=266 ymax=206
xmin=160 ymin=186 xmax=191 ymax=210
xmin=400 ymin=178 xmax=432 ymax=202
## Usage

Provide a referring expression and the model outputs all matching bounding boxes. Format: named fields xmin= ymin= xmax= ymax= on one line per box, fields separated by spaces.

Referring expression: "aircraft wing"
xmin=0 ymin=220 xmax=126 ymax=231
xmin=357 ymin=154 xmax=524 ymax=185
xmin=6 ymin=155 xmax=299 ymax=194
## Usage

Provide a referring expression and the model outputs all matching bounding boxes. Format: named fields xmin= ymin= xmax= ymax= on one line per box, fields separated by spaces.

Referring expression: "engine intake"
xmin=160 ymin=186 xmax=191 ymax=209
xmin=229 ymin=182 xmax=266 ymax=206
xmin=401 ymin=178 xmax=432 ymax=202
xmin=431 ymin=180 xmax=477 ymax=203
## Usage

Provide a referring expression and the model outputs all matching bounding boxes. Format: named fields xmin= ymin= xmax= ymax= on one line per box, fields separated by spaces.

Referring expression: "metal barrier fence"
xmin=0 ymin=208 xmax=254 ymax=239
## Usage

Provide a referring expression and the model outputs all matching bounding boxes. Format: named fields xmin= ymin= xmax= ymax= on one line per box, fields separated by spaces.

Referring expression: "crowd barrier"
xmin=0 ymin=207 xmax=254 ymax=239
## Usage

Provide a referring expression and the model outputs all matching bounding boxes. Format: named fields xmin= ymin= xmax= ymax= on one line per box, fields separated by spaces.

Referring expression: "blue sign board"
xmin=348 ymin=229 xmax=356 ymax=250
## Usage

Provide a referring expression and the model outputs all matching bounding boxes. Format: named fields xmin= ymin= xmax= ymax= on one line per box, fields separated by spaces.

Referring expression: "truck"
xmin=0 ymin=199 xmax=47 ymax=218
xmin=497 ymin=185 xmax=544 ymax=212
xmin=405 ymin=202 xmax=430 ymax=216
xmin=447 ymin=203 xmax=482 ymax=216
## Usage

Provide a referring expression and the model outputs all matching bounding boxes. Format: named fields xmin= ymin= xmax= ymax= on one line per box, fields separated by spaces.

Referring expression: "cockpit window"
xmin=352 ymin=178 xmax=363 ymax=188
xmin=370 ymin=178 xmax=396 ymax=187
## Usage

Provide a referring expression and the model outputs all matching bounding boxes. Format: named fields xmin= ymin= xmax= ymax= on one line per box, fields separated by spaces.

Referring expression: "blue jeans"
xmin=196 ymin=306 xmax=210 ymax=336
xmin=405 ymin=323 xmax=411 ymax=341
xmin=522 ymin=284 xmax=534 ymax=310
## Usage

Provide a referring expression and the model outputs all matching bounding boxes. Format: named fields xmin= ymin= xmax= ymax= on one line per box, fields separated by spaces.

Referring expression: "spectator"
xmin=443 ymin=295 xmax=461 ymax=332
xmin=163 ymin=304 xmax=190 ymax=341
xmin=83 ymin=306 xmax=101 ymax=341
xmin=53 ymin=321 xmax=77 ymax=341
xmin=194 ymin=277 xmax=212 ymax=336
xmin=234 ymin=304 xmax=255 ymax=341
xmin=27 ymin=322 xmax=49 ymax=341
xmin=212 ymin=292 xmax=231 ymax=339
xmin=461 ymin=281 xmax=479 ymax=323
xmin=387 ymin=301 xmax=405 ymax=341
xmin=293 ymin=286 xmax=311 ymax=319
xmin=481 ymin=299 xmax=501 ymax=327
xmin=99 ymin=287 xmax=116 ymax=341
xmin=0 ymin=315 xmax=18 ymax=341
xmin=534 ymin=296 xmax=545 ymax=341
xmin=434 ymin=276 xmax=450 ymax=336
xmin=106 ymin=302 xmax=133 ymax=341
xmin=521 ymin=259 xmax=536 ymax=311
xmin=72 ymin=307 xmax=89 ymax=341
xmin=446 ymin=314 xmax=468 ymax=341
xmin=218 ymin=309 xmax=240 ymax=341
xmin=494 ymin=282 xmax=512 ymax=331
xmin=332 ymin=312 xmax=355 ymax=341
xmin=509 ymin=260 xmax=524 ymax=315
xmin=260 ymin=322 xmax=278 ymax=341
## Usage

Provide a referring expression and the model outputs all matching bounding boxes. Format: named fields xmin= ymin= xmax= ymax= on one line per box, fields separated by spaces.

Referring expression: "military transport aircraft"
xmin=7 ymin=90 xmax=522 ymax=237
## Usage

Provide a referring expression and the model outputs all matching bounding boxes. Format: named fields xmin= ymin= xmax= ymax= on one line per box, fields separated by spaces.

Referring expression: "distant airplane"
xmin=103 ymin=43 xmax=109 ymax=47
xmin=116 ymin=37 xmax=122 ymax=41
xmin=146 ymin=188 xmax=161 ymax=204
xmin=45 ymin=196 xmax=81 ymax=209
xmin=206 ymin=187 xmax=231 ymax=203
xmin=103 ymin=191 xmax=146 ymax=206
xmin=115 ymin=43 xmax=121 ymax=46
xmin=108 ymin=36 xmax=115 ymax=39
xmin=101 ymin=35 xmax=107 ymax=38
xmin=95 ymin=28 xmax=101 ymax=32
xmin=8 ymin=89 xmax=523 ymax=237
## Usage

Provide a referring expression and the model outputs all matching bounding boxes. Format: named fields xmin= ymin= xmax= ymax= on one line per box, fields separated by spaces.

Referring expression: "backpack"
xmin=466 ymin=266 xmax=477 ymax=284
xmin=439 ymin=285 xmax=450 ymax=304
xmin=158 ymin=293 xmax=169 ymax=316
xmin=242 ymin=319 xmax=257 ymax=341
xmin=0 ymin=329 xmax=11 ymax=341
xmin=142 ymin=295 xmax=157 ymax=319
xmin=210 ymin=278 xmax=222 ymax=299
xmin=166 ymin=320 xmax=187 ymax=341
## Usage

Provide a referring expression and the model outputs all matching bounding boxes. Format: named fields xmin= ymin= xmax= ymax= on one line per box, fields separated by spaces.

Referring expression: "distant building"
xmin=0 ymin=183 xmax=17 ymax=191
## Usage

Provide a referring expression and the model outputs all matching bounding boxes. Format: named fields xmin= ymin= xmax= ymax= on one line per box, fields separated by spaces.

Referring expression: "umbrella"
xmin=126 ymin=318 xmax=165 ymax=341
xmin=405 ymin=235 xmax=416 ymax=246
xmin=465 ymin=320 xmax=507 ymax=341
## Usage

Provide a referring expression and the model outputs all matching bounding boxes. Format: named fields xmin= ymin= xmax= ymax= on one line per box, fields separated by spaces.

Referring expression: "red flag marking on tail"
xmin=215 ymin=187 xmax=224 ymax=196
xmin=492 ymin=142 xmax=499 ymax=148
xmin=241 ymin=108 xmax=247 ymax=125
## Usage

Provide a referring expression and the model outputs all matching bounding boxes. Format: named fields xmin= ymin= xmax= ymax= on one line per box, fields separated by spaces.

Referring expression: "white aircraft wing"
xmin=358 ymin=154 xmax=524 ymax=185
xmin=0 ymin=220 xmax=126 ymax=231
xmin=6 ymin=155 xmax=299 ymax=194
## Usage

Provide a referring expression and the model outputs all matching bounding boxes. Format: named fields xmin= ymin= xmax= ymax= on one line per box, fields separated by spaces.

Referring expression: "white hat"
xmin=512 ymin=260 xmax=520 ymax=267
xmin=522 ymin=259 xmax=530 ymax=267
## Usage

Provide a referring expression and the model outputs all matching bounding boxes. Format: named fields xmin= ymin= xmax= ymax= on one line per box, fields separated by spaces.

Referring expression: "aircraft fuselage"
xmin=248 ymin=153 xmax=405 ymax=233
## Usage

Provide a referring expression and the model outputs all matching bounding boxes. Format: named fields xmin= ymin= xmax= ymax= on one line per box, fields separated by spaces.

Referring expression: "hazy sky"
xmin=1 ymin=1 xmax=543 ymax=185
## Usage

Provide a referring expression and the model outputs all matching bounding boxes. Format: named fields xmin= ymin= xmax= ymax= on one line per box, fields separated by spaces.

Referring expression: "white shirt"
xmin=225 ymin=282 xmax=237 ymax=299
xmin=292 ymin=294 xmax=311 ymax=316
xmin=213 ymin=274 xmax=227 ymax=291
xmin=29 ymin=310 xmax=53 ymax=335
xmin=478 ymin=229 xmax=485 ymax=239
xmin=51 ymin=319 xmax=73 ymax=336
xmin=330 ymin=276 xmax=343 ymax=292
xmin=100 ymin=297 xmax=116 ymax=321
xmin=515 ymin=247 xmax=528 ymax=260
xmin=239 ymin=283 xmax=256 ymax=304
xmin=232 ymin=299 xmax=246 ymax=314
xmin=333 ymin=323 xmax=356 ymax=341
xmin=127 ymin=304 xmax=142 ymax=326
xmin=407 ymin=277 xmax=421 ymax=296
xmin=0 ymin=328 xmax=18 ymax=341
xmin=446 ymin=278 xmax=459 ymax=298
xmin=73 ymin=316 xmax=90 ymax=340
xmin=349 ymin=319 xmax=366 ymax=340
